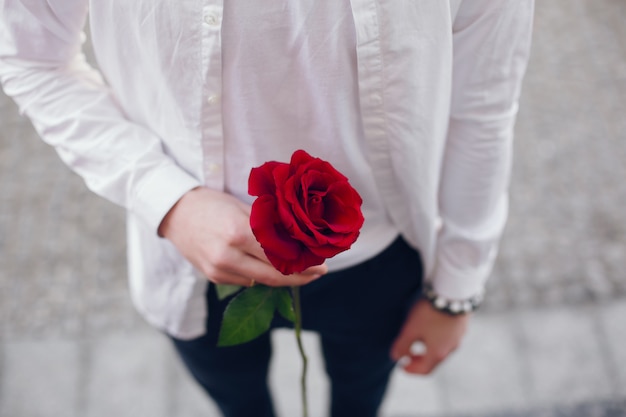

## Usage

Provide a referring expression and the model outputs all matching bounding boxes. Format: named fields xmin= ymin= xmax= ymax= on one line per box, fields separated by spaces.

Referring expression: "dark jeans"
xmin=170 ymin=237 xmax=423 ymax=417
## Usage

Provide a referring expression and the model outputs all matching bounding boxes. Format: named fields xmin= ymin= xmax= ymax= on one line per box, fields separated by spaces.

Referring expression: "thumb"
xmin=390 ymin=322 xmax=420 ymax=362
xmin=237 ymin=200 xmax=252 ymax=216
xmin=301 ymin=262 xmax=328 ymax=276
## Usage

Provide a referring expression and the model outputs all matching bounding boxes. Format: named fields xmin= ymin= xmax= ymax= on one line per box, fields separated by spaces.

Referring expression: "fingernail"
xmin=397 ymin=357 xmax=410 ymax=368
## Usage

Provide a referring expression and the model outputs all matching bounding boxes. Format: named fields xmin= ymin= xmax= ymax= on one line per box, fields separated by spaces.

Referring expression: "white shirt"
xmin=0 ymin=0 xmax=534 ymax=339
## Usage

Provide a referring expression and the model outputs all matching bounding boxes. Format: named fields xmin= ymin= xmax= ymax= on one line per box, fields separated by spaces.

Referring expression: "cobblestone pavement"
xmin=1 ymin=1 xmax=625 ymax=416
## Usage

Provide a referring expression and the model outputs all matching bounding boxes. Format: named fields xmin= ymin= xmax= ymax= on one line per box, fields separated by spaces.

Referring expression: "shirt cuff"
xmin=131 ymin=163 xmax=202 ymax=235
xmin=428 ymin=252 xmax=494 ymax=301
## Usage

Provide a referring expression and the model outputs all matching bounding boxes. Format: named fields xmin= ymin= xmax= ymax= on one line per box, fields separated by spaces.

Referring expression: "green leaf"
xmin=218 ymin=285 xmax=276 ymax=347
xmin=215 ymin=284 xmax=243 ymax=301
xmin=274 ymin=288 xmax=295 ymax=323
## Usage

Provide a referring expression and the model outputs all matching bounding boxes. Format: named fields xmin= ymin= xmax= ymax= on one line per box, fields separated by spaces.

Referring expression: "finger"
xmin=237 ymin=231 xmax=328 ymax=280
xmin=390 ymin=324 xmax=420 ymax=362
xmin=215 ymin=249 xmax=321 ymax=288
xmin=301 ymin=262 xmax=328 ymax=276
xmin=202 ymin=256 xmax=285 ymax=287
xmin=203 ymin=267 xmax=259 ymax=287
xmin=256 ymin=264 xmax=324 ymax=287
xmin=403 ymin=352 xmax=444 ymax=375
xmin=238 ymin=230 xmax=274 ymax=264
xmin=207 ymin=268 xmax=317 ymax=289
xmin=195 ymin=239 xmax=277 ymax=286
xmin=235 ymin=200 xmax=252 ymax=216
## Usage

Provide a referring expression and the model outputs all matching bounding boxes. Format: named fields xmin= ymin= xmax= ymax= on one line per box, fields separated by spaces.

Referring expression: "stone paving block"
xmin=0 ymin=340 xmax=80 ymax=417
xmin=381 ymin=371 xmax=443 ymax=417
xmin=488 ymin=0 xmax=626 ymax=312
xmin=518 ymin=307 xmax=614 ymax=406
xmin=168 ymin=344 xmax=222 ymax=417
xmin=85 ymin=332 xmax=171 ymax=417
xmin=455 ymin=398 xmax=626 ymax=417
xmin=599 ymin=300 xmax=626 ymax=396
xmin=438 ymin=314 xmax=527 ymax=415
xmin=270 ymin=329 xmax=330 ymax=417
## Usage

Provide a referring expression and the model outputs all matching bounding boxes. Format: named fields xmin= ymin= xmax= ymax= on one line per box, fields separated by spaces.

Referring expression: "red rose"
xmin=248 ymin=150 xmax=364 ymax=275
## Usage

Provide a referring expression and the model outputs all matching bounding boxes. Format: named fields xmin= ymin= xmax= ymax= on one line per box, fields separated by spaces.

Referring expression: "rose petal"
xmin=284 ymin=181 xmax=361 ymax=249
xmin=327 ymin=180 xmax=363 ymax=205
xmin=248 ymin=161 xmax=286 ymax=197
xmin=290 ymin=150 xmax=348 ymax=183
xmin=322 ymin=194 xmax=364 ymax=233
xmin=307 ymin=243 xmax=346 ymax=258
xmin=276 ymin=176 xmax=306 ymax=236
xmin=289 ymin=172 xmax=331 ymax=230
xmin=280 ymin=176 xmax=322 ymax=241
xmin=305 ymin=190 xmax=325 ymax=224
xmin=266 ymin=247 xmax=326 ymax=275
xmin=250 ymin=195 xmax=301 ymax=262
xmin=252 ymin=197 xmax=326 ymax=275
xmin=289 ymin=149 xmax=315 ymax=173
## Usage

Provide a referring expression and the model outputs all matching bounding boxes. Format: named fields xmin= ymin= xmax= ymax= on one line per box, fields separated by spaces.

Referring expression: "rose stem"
xmin=291 ymin=285 xmax=309 ymax=417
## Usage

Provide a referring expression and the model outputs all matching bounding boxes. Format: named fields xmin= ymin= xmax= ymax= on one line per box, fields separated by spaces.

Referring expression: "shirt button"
xmin=207 ymin=95 xmax=220 ymax=105
xmin=204 ymin=14 xmax=220 ymax=26
xmin=207 ymin=162 xmax=221 ymax=173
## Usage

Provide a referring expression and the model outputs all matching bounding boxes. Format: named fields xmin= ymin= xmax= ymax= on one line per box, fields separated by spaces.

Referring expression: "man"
xmin=0 ymin=1 xmax=534 ymax=416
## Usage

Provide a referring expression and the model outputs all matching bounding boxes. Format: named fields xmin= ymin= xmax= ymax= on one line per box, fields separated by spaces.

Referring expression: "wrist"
xmin=157 ymin=186 xmax=202 ymax=238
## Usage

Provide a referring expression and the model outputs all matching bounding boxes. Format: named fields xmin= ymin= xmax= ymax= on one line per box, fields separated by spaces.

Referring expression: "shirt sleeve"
xmin=0 ymin=0 xmax=201 ymax=233
xmin=432 ymin=0 xmax=535 ymax=299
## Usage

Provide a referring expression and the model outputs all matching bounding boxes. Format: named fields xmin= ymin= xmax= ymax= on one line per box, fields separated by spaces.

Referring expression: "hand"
xmin=158 ymin=187 xmax=327 ymax=287
xmin=390 ymin=299 xmax=470 ymax=375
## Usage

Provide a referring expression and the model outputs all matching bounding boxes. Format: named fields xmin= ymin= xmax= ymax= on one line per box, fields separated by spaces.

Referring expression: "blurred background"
xmin=1 ymin=1 xmax=625 ymax=416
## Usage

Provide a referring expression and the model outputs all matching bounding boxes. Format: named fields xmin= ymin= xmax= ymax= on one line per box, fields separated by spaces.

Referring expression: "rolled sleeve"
xmin=0 ymin=0 xmax=201 ymax=235
xmin=133 ymin=163 xmax=201 ymax=233
xmin=432 ymin=0 xmax=535 ymax=299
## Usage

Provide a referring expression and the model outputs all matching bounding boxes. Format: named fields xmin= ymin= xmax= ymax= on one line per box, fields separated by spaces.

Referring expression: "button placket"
xmin=200 ymin=2 xmax=225 ymax=190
